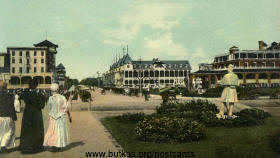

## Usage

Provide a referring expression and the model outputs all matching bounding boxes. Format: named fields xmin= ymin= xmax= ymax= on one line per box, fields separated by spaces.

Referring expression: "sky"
xmin=0 ymin=0 xmax=280 ymax=80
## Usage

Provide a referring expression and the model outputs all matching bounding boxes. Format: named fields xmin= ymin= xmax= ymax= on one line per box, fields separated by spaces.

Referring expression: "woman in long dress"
xmin=0 ymin=82 xmax=17 ymax=153
xmin=44 ymin=83 xmax=70 ymax=152
xmin=19 ymin=80 xmax=46 ymax=154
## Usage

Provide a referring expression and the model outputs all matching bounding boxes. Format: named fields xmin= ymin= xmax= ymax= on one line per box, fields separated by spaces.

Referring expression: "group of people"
xmin=0 ymin=80 xmax=72 ymax=154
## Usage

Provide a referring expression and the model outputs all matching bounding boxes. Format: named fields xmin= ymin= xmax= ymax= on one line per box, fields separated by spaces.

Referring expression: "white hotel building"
xmin=103 ymin=53 xmax=192 ymax=89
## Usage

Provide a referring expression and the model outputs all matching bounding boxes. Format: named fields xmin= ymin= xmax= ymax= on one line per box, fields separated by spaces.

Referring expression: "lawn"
xmin=101 ymin=116 xmax=280 ymax=158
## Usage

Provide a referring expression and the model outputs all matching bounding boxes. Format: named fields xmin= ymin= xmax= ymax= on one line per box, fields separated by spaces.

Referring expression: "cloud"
xmin=99 ymin=1 xmax=192 ymax=45
xmin=143 ymin=33 xmax=187 ymax=59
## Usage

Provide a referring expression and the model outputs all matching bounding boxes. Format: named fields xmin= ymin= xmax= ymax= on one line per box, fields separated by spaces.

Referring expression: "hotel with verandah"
xmin=191 ymin=41 xmax=280 ymax=89
xmin=103 ymin=48 xmax=192 ymax=89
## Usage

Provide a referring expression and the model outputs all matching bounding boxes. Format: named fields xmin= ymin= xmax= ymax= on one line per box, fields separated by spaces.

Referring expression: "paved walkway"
xmin=4 ymin=110 xmax=120 ymax=158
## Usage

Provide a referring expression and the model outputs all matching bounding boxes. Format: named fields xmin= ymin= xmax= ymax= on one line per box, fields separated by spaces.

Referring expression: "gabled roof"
xmin=56 ymin=63 xmax=65 ymax=69
xmin=34 ymin=40 xmax=58 ymax=48
xmin=132 ymin=60 xmax=192 ymax=70
xmin=111 ymin=54 xmax=133 ymax=69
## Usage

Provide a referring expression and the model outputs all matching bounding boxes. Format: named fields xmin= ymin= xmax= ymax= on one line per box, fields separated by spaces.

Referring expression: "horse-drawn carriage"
xmin=159 ymin=87 xmax=178 ymax=104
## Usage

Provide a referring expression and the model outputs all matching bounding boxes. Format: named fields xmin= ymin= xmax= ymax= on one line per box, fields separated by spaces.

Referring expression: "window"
xmin=41 ymin=59 xmax=44 ymax=63
xmin=34 ymin=51 xmax=37 ymax=56
xmin=234 ymin=53 xmax=239 ymax=59
xmin=27 ymin=59 xmax=30 ymax=64
xmin=125 ymin=71 xmax=128 ymax=77
xmin=19 ymin=51 xmax=22 ymax=56
xmin=266 ymin=53 xmax=274 ymax=58
xmin=41 ymin=51 xmax=44 ymax=56
xmin=34 ymin=59 xmax=37 ymax=64
xmin=248 ymin=53 xmax=257 ymax=58
xmin=12 ymin=67 xmax=15 ymax=73
xmin=26 ymin=51 xmax=30 ymax=57
xmin=12 ymin=58 xmax=15 ymax=63
xmin=240 ymin=53 xmax=247 ymax=58
xmin=19 ymin=58 xmax=22 ymax=63
xmin=19 ymin=67 xmax=22 ymax=73
xmin=258 ymin=53 xmax=263 ymax=58
xmin=34 ymin=67 xmax=37 ymax=73
xmin=41 ymin=67 xmax=44 ymax=72
xmin=26 ymin=67 xmax=30 ymax=73
xmin=12 ymin=51 xmax=15 ymax=56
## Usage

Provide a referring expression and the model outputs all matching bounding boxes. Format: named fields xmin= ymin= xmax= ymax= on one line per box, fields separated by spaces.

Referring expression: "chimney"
xmin=229 ymin=46 xmax=239 ymax=54
xmin=259 ymin=41 xmax=264 ymax=50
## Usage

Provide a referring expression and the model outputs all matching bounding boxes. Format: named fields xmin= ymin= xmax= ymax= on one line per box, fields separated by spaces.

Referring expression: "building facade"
xmin=5 ymin=40 xmax=59 ymax=89
xmin=103 ymin=53 xmax=192 ymax=89
xmin=56 ymin=63 xmax=66 ymax=88
xmin=0 ymin=53 xmax=10 ymax=84
xmin=191 ymin=41 xmax=280 ymax=89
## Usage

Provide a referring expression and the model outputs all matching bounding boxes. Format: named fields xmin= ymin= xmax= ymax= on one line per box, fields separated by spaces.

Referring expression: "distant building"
xmin=4 ymin=40 xmax=59 ymax=89
xmin=0 ymin=53 xmax=10 ymax=84
xmin=56 ymin=63 xmax=66 ymax=88
xmin=191 ymin=41 xmax=280 ymax=89
xmin=103 ymin=51 xmax=192 ymax=89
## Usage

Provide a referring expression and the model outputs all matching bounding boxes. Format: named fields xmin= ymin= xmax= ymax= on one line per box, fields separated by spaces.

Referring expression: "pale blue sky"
xmin=1 ymin=0 xmax=279 ymax=80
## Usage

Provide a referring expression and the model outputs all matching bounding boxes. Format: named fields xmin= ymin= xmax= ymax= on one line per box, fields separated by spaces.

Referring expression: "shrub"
xmin=269 ymin=130 xmax=280 ymax=154
xmin=156 ymin=100 xmax=270 ymax=127
xmin=115 ymin=112 xmax=151 ymax=123
xmin=181 ymin=88 xmax=200 ymax=97
xmin=156 ymin=100 xmax=218 ymax=123
xmin=201 ymin=87 xmax=224 ymax=98
xmin=135 ymin=116 xmax=206 ymax=143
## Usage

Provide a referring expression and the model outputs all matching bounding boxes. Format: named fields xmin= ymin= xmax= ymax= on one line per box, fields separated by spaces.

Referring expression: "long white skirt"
xmin=44 ymin=115 xmax=69 ymax=148
xmin=0 ymin=117 xmax=15 ymax=149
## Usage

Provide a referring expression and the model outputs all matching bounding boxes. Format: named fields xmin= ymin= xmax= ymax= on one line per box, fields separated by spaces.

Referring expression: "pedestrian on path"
xmin=19 ymin=80 xmax=46 ymax=154
xmin=44 ymin=83 xmax=71 ymax=152
xmin=0 ymin=82 xmax=17 ymax=154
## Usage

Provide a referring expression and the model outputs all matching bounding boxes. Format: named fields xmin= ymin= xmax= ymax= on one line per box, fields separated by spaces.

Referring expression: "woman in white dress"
xmin=14 ymin=93 xmax=20 ymax=113
xmin=44 ymin=83 xmax=71 ymax=152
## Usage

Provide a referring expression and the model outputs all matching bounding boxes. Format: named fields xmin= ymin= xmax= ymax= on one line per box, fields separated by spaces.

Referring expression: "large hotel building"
xmin=0 ymin=40 xmax=66 ymax=89
xmin=191 ymin=41 xmax=280 ymax=89
xmin=103 ymin=52 xmax=192 ymax=89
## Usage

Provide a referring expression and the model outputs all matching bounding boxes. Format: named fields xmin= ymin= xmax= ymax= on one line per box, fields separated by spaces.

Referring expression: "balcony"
xmin=7 ymin=84 xmax=51 ymax=89
xmin=214 ymin=66 xmax=280 ymax=71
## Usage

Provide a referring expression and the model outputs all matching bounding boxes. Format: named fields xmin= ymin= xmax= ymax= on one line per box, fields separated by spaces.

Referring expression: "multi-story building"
xmin=103 ymin=53 xmax=192 ymax=89
xmin=6 ymin=40 xmax=58 ymax=89
xmin=191 ymin=41 xmax=280 ymax=89
xmin=56 ymin=63 xmax=66 ymax=88
xmin=0 ymin=53 xmax=10 ymax=84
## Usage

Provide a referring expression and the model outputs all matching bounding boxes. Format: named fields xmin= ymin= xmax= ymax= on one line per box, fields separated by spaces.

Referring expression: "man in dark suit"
xmin=0 ymin=82 xmax=17 ymax=153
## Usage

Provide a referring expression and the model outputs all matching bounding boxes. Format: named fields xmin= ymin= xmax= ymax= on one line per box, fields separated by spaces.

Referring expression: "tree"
xmin=79 ymin=77 xmax=103 ymax=87
xmin=65 ymin=77 xmax=79 ymax=89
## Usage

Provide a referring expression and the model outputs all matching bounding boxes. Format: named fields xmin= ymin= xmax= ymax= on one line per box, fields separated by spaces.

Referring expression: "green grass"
xmin=101 ymin=116 xmax=280 ymax=158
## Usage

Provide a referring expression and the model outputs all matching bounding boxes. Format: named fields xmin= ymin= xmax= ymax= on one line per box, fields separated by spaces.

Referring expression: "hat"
xmin=50 ymin=83 xmax=59 ymax=92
